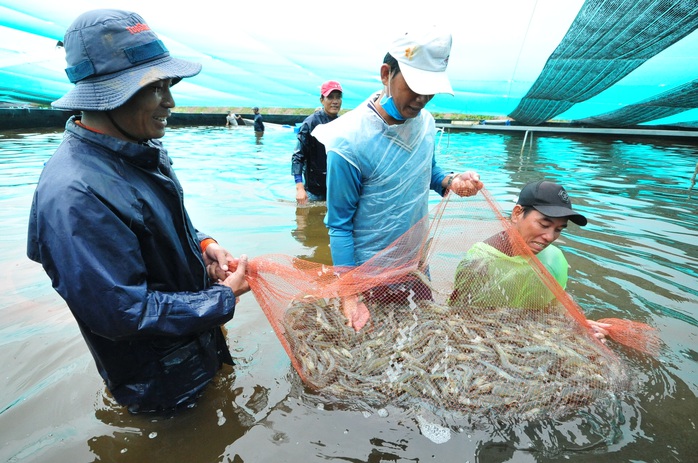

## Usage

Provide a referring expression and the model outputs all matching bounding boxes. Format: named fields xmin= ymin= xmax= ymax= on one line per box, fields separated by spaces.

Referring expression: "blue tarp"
xmin=1 ymin=0 xmax=697 ymax=126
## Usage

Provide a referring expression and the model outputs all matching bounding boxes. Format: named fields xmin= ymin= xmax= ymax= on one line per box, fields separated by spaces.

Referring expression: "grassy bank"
xmin=176 ymin=107 xmax=506 ymax=122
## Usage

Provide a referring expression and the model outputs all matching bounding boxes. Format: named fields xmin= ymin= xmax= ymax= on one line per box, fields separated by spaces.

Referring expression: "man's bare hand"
xmin=219 ymin=255 xmax=250 ymax=297
xmin=341 ymin=295 xmax=371 ymax=331
xmin=203 ymin=242 xmax=234 ymax=281
xmin=588 ymin=319 xmax=612 ymax=342
xmin=448 ymin=171 xmax=484 ymax=197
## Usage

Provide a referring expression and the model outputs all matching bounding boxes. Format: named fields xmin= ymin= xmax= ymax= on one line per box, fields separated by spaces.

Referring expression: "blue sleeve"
xmin=430 ymin=150 xmax=450 ymax=196
xmin=291 ymin=120 xmax=312 ymax=177
xmin=325 ymin=149 xmax=362 ymax=268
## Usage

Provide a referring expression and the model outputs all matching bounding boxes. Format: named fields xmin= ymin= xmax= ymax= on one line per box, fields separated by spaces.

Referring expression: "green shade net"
xmin=577 ymin=79 xmax=698 ymax=126
xmin=509 ymin=0 xmax=698 ymax=125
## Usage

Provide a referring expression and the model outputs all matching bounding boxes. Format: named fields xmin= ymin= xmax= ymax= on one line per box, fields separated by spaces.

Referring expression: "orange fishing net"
xmin=245 ymin=189 xmax=660 ymax=420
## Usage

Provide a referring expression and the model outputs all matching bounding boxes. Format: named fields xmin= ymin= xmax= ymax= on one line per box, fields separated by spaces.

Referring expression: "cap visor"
xmin=534 ymin=205 xmax=588 ymax=226
xmin=399 ymin=65 xmax=453 ymax=96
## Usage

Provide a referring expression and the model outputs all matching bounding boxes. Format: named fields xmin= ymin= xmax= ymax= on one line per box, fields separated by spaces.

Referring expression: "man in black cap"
xmin=450 ymin=180 xmax=610 ymax=339
xmin=27 ymin=9 xmax=250 ymax=414
xmin=499 ymin=179 xmax=587 ymax=275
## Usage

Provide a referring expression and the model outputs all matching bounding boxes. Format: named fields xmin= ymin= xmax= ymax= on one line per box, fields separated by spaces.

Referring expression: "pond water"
xmin=1 ymin=123 xmax=697 ymax=462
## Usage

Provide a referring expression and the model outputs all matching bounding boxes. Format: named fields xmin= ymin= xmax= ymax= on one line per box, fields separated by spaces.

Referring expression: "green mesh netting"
xmin=509 ymin=0 xmax=698 ymax=125
xmin=577 ymin=79 xmax=698 ymax=126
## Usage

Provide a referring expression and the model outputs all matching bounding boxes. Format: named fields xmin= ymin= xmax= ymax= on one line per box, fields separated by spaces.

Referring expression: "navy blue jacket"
xmin=27 ymin=117 xmax=236 ymax=413
xmin=253 ymin=113 xmax=264 ymax=132
xmin=291 ymin=110 xmax=337 ymax=196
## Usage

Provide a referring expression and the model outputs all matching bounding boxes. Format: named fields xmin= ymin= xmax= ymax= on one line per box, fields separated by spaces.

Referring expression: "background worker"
xmin=252 ymin=106 xmax=264 ymax=141
xmin=292 ymin=80 xmax=343 ymax=205
xmin=226 ymin=110 xmax=242 ymax=126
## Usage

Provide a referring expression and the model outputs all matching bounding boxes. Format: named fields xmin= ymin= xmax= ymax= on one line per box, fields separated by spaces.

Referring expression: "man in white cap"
xmin=27 ymin=9 xmax=250 ymax=414
xmin=312 ymin=28 xmax=484 ymax=330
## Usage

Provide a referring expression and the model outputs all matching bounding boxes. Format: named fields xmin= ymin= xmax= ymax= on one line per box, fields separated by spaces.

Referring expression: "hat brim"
xmin=533 ymin=205 xmax=588 ymax=226
xmin=321 ymin=88 xmax=342 ymax=97
xmin=52 ymin=56 xmax=201 ymax=111
xmin=398 ymin=64 xmax=453 ymax=96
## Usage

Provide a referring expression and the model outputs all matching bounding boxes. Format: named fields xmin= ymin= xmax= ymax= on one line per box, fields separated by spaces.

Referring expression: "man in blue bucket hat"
xmin=27 ymin=9 xmax=250 ymax=414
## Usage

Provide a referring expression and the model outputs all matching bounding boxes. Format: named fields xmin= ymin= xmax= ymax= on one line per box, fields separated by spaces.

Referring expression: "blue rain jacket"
xmin=27 ymin=117 xmax=236 ymax=413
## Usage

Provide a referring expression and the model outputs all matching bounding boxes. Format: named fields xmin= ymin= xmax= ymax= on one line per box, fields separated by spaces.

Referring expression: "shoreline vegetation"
xmin=177 ymin=106 xmax=507 ymax=122
xmin=0 ymin=106 xmax=511 ymax=132
xmin=1 ymin=102 xmax=505 ymax=121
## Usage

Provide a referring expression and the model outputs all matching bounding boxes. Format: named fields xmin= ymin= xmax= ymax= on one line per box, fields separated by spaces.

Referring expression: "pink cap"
xmin=320 ymin=80 xmax=343 ymax=97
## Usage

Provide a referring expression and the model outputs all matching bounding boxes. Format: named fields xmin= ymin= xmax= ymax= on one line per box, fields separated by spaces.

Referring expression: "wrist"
xmin=200 ymin=238 xmax=217 ymax=253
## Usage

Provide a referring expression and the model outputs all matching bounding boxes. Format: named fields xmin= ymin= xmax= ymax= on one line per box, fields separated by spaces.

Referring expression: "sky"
xmin=2 ymin=0 xmax=697 ymax=125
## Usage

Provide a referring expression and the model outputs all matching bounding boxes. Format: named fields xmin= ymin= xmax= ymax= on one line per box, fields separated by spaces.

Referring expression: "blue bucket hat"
xmin=52 ymin=9 xmax=202 ymax=111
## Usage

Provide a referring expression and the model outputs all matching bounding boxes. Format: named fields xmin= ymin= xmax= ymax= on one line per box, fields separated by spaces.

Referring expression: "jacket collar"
xmin=66 ymin=116 xmax=163 ymax=170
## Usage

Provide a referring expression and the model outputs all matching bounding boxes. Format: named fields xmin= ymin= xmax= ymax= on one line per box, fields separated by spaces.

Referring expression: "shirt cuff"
xmin=329 ymin=233 xmax=355 ymax=267
xmin=200 ymin=238 xmax=217 ymax=253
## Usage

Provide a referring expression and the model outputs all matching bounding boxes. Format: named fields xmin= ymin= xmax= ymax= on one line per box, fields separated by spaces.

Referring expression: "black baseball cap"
xmin=517 ymin=180 xmax=587 ymax=226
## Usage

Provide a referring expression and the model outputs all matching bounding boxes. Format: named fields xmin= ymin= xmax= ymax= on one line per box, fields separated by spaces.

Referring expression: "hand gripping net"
xmin=245 ymin=189 xmax=660 ymax=421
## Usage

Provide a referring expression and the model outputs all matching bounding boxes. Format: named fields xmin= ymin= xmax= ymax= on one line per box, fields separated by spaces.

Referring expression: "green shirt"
xmin=449 ymin=242 xmax=569 ymax=309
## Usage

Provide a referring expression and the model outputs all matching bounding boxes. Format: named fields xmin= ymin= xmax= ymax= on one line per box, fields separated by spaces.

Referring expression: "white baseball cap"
xmin=388 ymin=27 xmax=453 ymax=96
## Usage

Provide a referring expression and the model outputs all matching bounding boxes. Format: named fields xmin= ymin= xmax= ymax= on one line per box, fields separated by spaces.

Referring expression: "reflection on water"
xmin=1 ymin=125 xmax=697 ymax=462
xmin=292 ymin=204 xmax=331 ymax=265
xmin=88 ymin=367 xmax=260 ymax=462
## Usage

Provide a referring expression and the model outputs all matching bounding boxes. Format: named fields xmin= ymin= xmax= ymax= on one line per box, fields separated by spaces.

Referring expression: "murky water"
xmin=1 ymin=123 xmax=696 ymax=462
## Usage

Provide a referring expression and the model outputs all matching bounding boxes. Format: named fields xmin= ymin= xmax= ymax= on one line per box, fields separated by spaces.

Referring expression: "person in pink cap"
xmin=292 ymin=80 xmax=343 ymax=204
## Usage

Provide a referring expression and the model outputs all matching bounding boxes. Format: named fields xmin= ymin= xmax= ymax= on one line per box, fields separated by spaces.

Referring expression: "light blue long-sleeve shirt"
xmin=313 ymin=96 xmax=449 ymax=268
